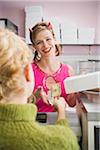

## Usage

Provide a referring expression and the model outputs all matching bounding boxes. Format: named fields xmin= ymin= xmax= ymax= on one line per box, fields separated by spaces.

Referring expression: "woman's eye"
xmin=47 ymin=38 xmax=51 ymax=41
xmin=36 ymin=41 xmax=42 ymax=45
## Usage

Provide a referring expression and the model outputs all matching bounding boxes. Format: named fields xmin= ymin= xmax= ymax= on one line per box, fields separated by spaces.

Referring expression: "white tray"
xmin=64 ymin=71 xmax=100 ymax=94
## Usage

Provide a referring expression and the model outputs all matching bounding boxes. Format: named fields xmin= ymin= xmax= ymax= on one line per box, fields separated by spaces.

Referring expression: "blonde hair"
xmin=30 ymin=21 xmax=62 ymax=62
xmin=0 ymin=28 xmax=33 ymax=102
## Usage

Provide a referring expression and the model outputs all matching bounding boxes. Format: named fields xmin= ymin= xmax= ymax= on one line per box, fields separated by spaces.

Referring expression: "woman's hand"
xmin=67 ymin=92 xmax=80 ymax=107
xmin=39 ymin=87 xmax=49 ymax=104
xmin=28 ymin=87 xmax=49 ymax=104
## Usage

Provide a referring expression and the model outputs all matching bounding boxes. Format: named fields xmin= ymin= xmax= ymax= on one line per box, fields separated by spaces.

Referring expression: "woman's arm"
xmin=67 ymin=64 xmax=75 ymax=76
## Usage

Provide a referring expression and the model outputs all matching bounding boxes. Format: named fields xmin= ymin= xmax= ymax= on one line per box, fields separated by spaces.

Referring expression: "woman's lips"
xmin=43 ymin=47 xmax=51 ymax=53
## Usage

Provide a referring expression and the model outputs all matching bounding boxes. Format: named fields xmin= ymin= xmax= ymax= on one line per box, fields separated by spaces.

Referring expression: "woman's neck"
xmin=37 ymin=57 xmax=60 ymax=75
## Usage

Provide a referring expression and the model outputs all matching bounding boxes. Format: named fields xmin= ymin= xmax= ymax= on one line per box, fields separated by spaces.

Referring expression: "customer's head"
xmin=30 ymin=21 xmax=62 ymax=62
xmin=0 ymin=28 xmax=34 ymax=103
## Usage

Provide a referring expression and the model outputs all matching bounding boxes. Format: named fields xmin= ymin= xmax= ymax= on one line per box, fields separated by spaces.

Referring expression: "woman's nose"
xmin=43 ymin=40 xmax=48 ymax=47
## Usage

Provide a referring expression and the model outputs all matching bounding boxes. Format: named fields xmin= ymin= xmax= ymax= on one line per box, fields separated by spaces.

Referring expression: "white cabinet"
xmin=25 ymin=6 xmax=43 ymax=44
xmin=77 ymin=28 xmax=95 ymax=45
xmin=77 ymin=98 xmax=100 ymax=150
xmin=61 ymin=25 xmax=77 ymax=44
xmin=24 ymin=5 xmax=96 ymax=45
xmin=61 ymin=25 xmax=95 ymax=45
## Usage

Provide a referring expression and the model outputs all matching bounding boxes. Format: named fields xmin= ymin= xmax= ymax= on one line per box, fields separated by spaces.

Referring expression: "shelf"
xmin=58 ymin=55 xmax=100 ymax=62
xmin=61 ymin=44 xmax=100 ymax=46
xmin=28 ymin=44 xmax=100 ymax=46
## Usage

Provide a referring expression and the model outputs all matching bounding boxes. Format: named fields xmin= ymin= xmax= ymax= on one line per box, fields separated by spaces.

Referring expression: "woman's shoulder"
xmin=31 ymin=62 xmax=40 ymax=71
xmin=31 ymin=62 xmax=36 ymax=67
xmin=61 ymin=63 xmax=75 ymax=76
xmin=67 ymin=64 xmax=75 ymax=76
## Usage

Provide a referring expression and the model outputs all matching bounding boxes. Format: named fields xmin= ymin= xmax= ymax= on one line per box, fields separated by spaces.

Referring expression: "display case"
xmin=0 ymin=18 xmax=18 ymax=34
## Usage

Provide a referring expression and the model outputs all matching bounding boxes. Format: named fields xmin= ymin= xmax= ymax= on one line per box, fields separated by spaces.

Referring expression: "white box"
xmin=77 ymin=27 xmax=95 ymax=44
xmin=25 ymin=6 xmax=43 ymax=44
xmin=61 ymin=24 xmax=77 ymax=44
xmin=64 ymin=71 xmax=100 ymax=94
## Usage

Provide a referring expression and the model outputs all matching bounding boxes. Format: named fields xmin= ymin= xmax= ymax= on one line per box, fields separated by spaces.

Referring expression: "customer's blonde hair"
xmin=0 ymin=28 xmax=33 ymax=102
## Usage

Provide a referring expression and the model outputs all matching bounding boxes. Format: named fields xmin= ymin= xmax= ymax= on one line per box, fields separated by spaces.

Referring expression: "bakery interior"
xmin=0 ymin=0 xmax=100 ymax=150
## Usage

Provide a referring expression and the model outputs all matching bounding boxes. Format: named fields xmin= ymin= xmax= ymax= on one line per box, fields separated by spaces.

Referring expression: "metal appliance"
xmin=0 ymin=18 xmax=18 ymax=34
xmin=78 ymin=60 xmax=100 ymax=74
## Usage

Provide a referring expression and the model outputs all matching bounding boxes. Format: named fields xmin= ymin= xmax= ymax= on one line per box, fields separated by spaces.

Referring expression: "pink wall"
xmin=0 ymin=1 xmax=98 ymax=37
xmin=0 ymin=6 xmax=25 ymax=36
xmin=0 ymin=1 xmax=99 ymax=55
xmin=43 ymin=2 xmax=98 ymax=27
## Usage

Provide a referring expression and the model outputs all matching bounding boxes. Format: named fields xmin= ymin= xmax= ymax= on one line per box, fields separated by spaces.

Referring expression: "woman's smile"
xmin=42 ymin=47 xmax=51 ymax=53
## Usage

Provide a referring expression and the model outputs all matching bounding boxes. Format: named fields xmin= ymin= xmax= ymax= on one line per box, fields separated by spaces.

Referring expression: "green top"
xmin=0 ymin=104 xmax=79 ymax=150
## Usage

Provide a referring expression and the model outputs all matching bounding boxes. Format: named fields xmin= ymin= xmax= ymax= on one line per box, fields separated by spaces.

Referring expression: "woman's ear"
xmin=32 ymin=44 xmax=37 ymax=50
xmin=54 ymin=39 xmax=60 ymax=45
xmin=24 ymin=64 xmax=30 ymax=82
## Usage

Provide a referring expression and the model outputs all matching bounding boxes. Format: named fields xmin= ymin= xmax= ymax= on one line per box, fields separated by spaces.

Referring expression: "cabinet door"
xmin=77 ymin=28 xmax=95 ymax=44
xmin=60 ymin=25 xmax=95 ymax=45
xmin=61 ymin=24 xmax=77 ymax=44
xmin=25 ymin=6 xmax=43 ymax=44
xmin=88 ymin=121 xmax=100 ymax=150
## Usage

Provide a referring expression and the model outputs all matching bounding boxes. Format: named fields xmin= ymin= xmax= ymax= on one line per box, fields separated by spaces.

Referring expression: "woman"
xmin=0 ymin=28 xmax=79 ymax=150
xmin=30 ymin=21 xmax=78 ymax=112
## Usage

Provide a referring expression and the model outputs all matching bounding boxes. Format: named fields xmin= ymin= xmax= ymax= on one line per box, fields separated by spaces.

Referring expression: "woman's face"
xmin=34 ymin=29 xmax=56 ymax=58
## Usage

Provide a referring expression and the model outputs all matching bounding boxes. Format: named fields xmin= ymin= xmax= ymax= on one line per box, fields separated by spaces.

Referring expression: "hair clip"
xmin=29 ymin=28 xmax=33 ymax=32
xmin=47 ymin=22 xmax=52 ymax=30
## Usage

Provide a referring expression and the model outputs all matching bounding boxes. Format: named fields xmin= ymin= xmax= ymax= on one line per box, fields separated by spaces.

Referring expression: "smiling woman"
xmin=30 ymin=22 xmax=62 ymax=60
xmin=29 ymin=21 xmax=78 ymax=112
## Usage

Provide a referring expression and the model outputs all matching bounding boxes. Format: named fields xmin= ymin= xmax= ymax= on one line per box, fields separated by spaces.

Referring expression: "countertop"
xmin=80 ymin=94 xmax=100 ymax=121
